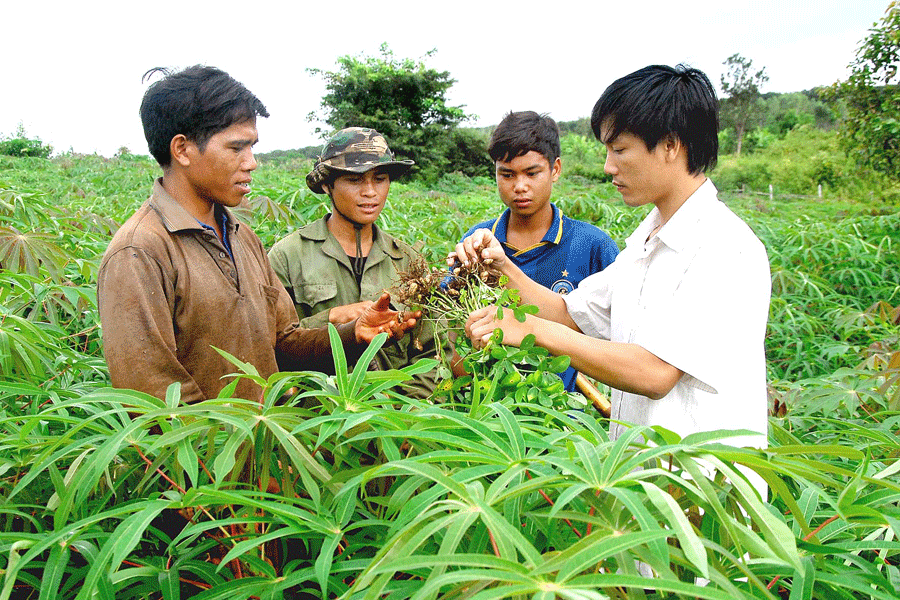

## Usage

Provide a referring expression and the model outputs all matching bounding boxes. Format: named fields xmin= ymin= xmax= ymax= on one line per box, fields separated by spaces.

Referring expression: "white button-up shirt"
xmin=564 ymin=179 xmax=770 ymax=447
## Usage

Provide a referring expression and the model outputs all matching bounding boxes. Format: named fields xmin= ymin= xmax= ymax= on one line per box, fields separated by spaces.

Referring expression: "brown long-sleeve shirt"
xmin=97 ymin=179 xmax=360 ymax=403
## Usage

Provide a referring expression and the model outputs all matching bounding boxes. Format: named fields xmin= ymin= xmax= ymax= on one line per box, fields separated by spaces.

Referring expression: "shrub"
xmin=0 ymin=124 xmax=52 ymax=159
xmin=560 ymin=133 xmax=609 ymax=181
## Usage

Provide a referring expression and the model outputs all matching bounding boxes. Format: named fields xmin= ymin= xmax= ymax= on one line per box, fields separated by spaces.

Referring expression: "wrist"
xmin=499 ymin=260 xmax=523 ymax=287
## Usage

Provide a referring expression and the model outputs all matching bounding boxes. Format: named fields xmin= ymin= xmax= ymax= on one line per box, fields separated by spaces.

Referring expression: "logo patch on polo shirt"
xmin=552 ymin=279 xmax=574 ymax=294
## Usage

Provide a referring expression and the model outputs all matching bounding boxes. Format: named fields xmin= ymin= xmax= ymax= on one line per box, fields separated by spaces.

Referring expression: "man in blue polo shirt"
xmin=456 ymin=111 xmax=619 ymax=390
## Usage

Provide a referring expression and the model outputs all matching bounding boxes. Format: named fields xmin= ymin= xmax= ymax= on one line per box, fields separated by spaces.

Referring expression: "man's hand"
xmin=329 ymin=301 xmax=374 ymax=325
xmin=465 ymin=305 xmax=532 ymax=349
xmin=354 ymin=292 xmax=421 ymax=344
xmin=447 ymin=229 xmax=506 ymax=272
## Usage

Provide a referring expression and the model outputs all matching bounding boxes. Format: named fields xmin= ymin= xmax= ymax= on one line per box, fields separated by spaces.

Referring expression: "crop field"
xmin=0 ymin=150 xmax=898 ymax=599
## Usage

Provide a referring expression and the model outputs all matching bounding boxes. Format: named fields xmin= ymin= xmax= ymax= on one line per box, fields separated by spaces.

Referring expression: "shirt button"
xmin=219 ymin=251 xmax=227 ymax=258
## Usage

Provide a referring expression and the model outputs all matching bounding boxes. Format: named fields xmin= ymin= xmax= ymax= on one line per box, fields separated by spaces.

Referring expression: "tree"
xmin=720 ymin=54 xmax=769 ymax=156
xmin=827 ymin=2 xmax=900 ymax=178
xmin=308 ymin=44 xmax=491 ymax=181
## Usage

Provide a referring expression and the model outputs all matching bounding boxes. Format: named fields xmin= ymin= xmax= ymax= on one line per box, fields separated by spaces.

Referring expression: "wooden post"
xmin=769 ymin=184 xmax=774 ymax=201
xmin=818 ymin=184 xmax=822 ymax=198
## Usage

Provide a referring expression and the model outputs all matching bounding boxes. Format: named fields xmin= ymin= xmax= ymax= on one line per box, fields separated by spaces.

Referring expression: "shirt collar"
xmin=149 ymin=178 xmax=240 ymax=235
xmin=625 ymin=178 xmax=718 ymax=253
xmin=657 ymin=178 xmax=718 ymax=252
xmin=491 ymin=203 xmax=564 ymax=246
xmin=300 ymin=215 xmax=403 ymax=260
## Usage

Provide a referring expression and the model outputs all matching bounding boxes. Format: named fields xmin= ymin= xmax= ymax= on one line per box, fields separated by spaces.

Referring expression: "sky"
xmin=4 ymin=0 xmax=892 ymax=157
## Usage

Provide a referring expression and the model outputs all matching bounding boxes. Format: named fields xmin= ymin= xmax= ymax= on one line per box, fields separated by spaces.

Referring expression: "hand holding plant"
xmin=446 ymin=227 xmax=506 ymax=273
xmin=354 ymin=292 xmax=420 ymax=343
xmin=465 ymin=304 xmax=533 ymax=349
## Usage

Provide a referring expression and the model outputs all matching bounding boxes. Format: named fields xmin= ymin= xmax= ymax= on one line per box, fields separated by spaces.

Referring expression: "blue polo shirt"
xmin=462 ymin=203 xmax=619 ymax=391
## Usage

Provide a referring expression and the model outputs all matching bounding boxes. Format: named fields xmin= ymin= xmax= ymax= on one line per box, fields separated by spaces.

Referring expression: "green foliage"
xmin=444 ymin=128 xmax=494 ymax=178
xmin=1 ymin=152 xmax=899 ymax=598
xmin=720 ymin=54 xmax=770 ymax=155
xmin=560 ymin=134 xmax=609 ymax=181
xmin=557 ymin=117 xmax=594 ymax=138
xmin=308 ymin=44 xmax=479 ymax=183
xmin=826 ymin=2 xmax=900 ymax=179
xmin=712 ymin=125 xmax=900 ymax=201
xmin=757 ymin=91 xmax=837 ymax=134
xmin=2 ymin=341 xmax=898 ymax=599
xmin=0 ymin=124 xmax=52 ymax=159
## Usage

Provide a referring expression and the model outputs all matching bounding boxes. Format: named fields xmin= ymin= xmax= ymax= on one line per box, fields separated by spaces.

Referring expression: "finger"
xmin=372 ymin=292 xmax=392 ymax=312
xmin=481 ymin=246 xmax=501 ymax=263
xmin=466 ymin=305 xmax=493 ymax=324
xmin=455 ymin=240 xmax=473 ymax=266
xmin=472 ymin=228 xmax=491 ymax=251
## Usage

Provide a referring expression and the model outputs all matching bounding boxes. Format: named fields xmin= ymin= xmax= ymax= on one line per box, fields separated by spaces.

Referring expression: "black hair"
xmin=488 ymin=111 xmax=561 ymax=167
xmin=139 ymin=65 xmax=269 ymax=167
xmin=591 ymin=64 xmax=718 ymax=174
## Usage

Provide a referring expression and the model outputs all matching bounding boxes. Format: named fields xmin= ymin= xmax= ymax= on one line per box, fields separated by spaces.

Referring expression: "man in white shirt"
xmin=454 ymin=64 xmax=771 ymax=451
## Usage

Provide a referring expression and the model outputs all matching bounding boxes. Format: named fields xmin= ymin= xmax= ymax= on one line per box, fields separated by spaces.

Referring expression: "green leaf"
xmin=639 ymin=481 xmax=709 ymax=579
xmin=159 ymin=568 xmax=181 ymax=600
xmin=37 ymin=542 xmax=70 ymax=600
xmin=346 ymin=331 xmax=387 ymax=398
xmin=327 ymin=323 xmax=349 ymax=394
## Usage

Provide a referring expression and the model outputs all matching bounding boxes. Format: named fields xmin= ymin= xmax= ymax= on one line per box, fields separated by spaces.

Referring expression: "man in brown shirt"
xmin=97 ymin=65 xmax=415 ymax=403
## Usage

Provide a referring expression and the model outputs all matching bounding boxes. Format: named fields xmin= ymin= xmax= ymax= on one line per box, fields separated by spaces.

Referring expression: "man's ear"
xmin=663 ymin=133 xmax=683 ymax=163
xmin=170 ymin=134 xmax=193 ymax=168
xmin=551 ymin=157 xmax=562 ymax=182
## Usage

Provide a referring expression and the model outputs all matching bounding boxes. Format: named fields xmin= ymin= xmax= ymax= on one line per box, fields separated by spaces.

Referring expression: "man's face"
xmin=495 ymin=151 xmax=560 ymax=219
xmin=326 ymin=168 xmax=391 ymax=227
xmin=601 ymin=124 xmax=670 ymax=208
xmin=185 ymin=119 xmax=259 ymax=208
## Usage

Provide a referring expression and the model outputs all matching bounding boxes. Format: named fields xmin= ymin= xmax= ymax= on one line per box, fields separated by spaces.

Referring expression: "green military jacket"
xmin=269 ymin=216 xmax=442 ymax=399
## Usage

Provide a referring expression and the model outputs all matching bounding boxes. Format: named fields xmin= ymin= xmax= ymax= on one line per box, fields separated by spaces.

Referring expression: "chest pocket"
xmin=294 ymin=281 xmax=339 ymax=317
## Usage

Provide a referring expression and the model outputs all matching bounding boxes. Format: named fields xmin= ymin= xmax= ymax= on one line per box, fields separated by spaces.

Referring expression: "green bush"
xmin=443 ymin=128 xmax=494 ymax=179
xmin=0 ymin=125 xmax=52 ymax=159
xmin=711 ymin=153 xmax=774 ymax=192
xmin=560 ymin=133 xmax=609 ymax=181
xmin=711 ymin=126 xmax=885 ymax=197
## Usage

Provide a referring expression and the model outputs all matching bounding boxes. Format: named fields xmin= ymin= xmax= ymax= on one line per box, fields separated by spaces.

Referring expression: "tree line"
xmin=4 ymin=3 xmax=897 ymax=186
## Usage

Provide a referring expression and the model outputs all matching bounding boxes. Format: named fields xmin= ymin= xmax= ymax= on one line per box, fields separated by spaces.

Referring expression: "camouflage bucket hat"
xmin=306 ymin=127 xmax=415 ymax=194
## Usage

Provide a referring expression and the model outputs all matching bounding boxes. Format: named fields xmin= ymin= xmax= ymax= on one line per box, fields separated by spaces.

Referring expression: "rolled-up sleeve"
xmin=562 ymin=267 xmax=615 ymax=340
xmin=267 ymin=259 xmax=364 ymax=373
